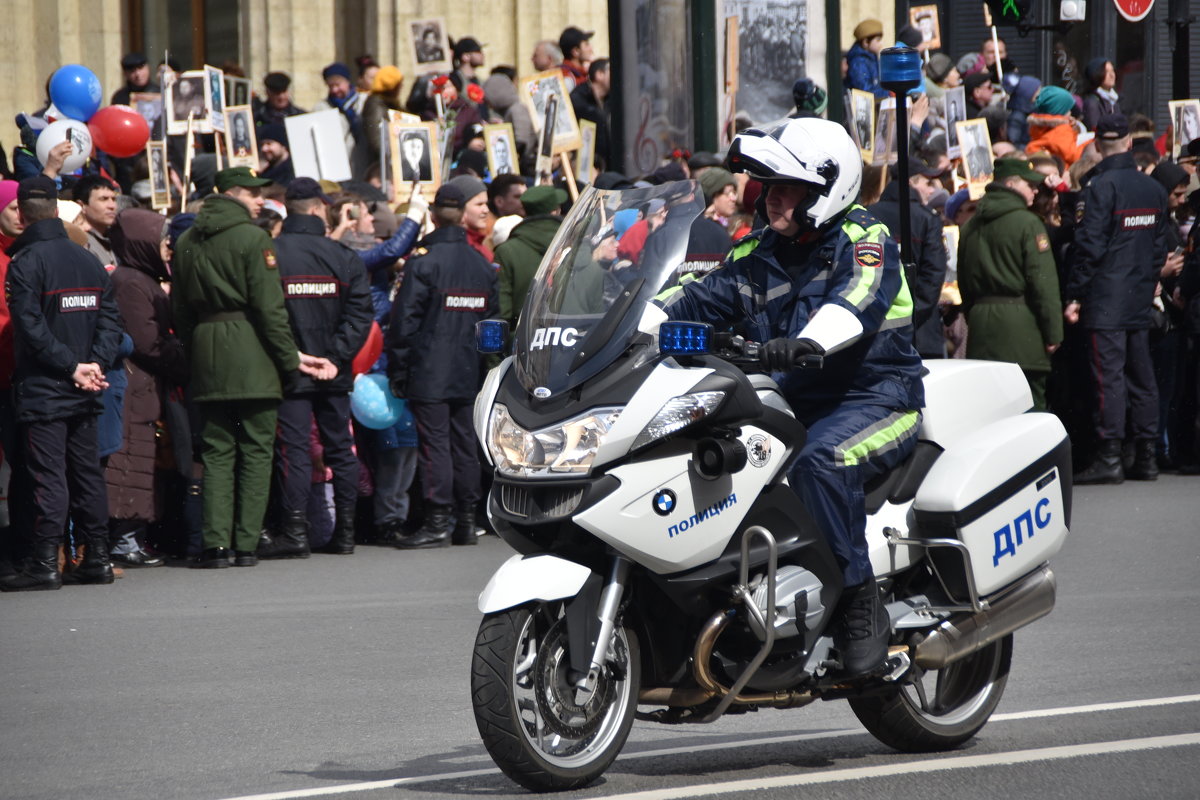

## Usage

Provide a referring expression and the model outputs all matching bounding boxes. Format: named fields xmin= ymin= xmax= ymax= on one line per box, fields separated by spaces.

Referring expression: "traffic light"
xmin=985 ymin=0 xmax=1034 ymax=25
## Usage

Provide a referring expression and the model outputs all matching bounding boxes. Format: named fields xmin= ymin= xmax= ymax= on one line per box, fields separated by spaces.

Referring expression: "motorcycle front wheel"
xmin=849 ymin=634 xmax=1012 ymax=752
xmin=471 ymin=603 xmax=640 ymax=792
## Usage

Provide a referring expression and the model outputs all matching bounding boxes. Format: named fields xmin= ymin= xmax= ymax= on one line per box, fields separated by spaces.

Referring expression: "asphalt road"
xmin=1 ymin=474 xmax=1197 ymax=800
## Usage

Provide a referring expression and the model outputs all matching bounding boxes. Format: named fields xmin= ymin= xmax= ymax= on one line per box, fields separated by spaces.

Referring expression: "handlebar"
xmin=712 ymin=333 xmax=824 ymax=372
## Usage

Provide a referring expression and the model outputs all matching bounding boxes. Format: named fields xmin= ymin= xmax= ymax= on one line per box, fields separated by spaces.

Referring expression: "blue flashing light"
xmin=659 ymin=322 xmax=714 ymax=356
xmin=880 ymin=46 xmax=923 ymax=93
xmin=476 ymin=319 xmax=509 ymax=354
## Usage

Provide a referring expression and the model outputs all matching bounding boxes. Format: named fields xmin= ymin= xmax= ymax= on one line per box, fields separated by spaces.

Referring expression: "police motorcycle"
xmin=469 ymin=180 xmax=1072 ymax=791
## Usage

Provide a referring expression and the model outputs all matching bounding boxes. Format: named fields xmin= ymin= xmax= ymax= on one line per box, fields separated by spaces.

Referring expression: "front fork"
xmin=567 ymin=554 xmax=631 ymax=694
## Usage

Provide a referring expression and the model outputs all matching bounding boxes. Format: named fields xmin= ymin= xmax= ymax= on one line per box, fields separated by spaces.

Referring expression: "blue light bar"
xmin=476 ymin=319 xmax=509 ymax=354
xmin=880 ymin=46 xmax=923 ymax=93
xmin=659 ymin=322 xmax=714 ymax=356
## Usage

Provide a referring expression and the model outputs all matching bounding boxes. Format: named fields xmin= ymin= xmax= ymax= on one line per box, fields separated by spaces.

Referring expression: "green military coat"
xmin=958 ymin=185 xmax=1064 ymax=372
xmin=171 ymin=195 xmax=300 ymax=401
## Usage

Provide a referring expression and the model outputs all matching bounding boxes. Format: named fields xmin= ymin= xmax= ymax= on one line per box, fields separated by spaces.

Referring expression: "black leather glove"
xmin=389 ymin=378 xmax=407 ymax=399
xmin=759 ymin=337 xmax=824 ymax=372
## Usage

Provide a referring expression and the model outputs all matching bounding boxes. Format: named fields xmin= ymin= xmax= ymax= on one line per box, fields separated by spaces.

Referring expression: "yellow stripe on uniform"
xmin=835 ymin=410 xmax=921 ymax=467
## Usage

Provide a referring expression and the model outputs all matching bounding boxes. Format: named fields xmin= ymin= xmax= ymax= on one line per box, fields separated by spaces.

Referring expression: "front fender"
xmin=477 ymin=554 xmax=594 ymax=613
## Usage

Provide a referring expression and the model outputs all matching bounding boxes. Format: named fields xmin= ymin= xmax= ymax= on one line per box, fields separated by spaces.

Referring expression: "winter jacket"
xmin=274 ymin=213 xmax=374 ymax=394
xmin=0 ymin=232 xmax=15 ymax=390
xmin=172 ymin=194 xmax=300 ymax=402
xmin=105 ymin=209 xmax=190 ymax=521
xmin=569 ymin=82 xmax=612 ymax=171
xmin=957 ymin=184 xmax=1063 ymax=372
xmin=869 ymin=182 xmax=949 ymax=358
xmin=386 ymin=225 xmax=498 ymax=402
xmin=483 ymin=75 xmax=537 ymax=176
xmin=495 ymin=214 xmax=562 ymax=327
xmin=660 ymin=206 xmax=924 ymax=413
xmin=1027 ymin=113 xmax=1088 ymax=168
xmin=5 ymin=218 xmax=124 ymax=423
xmin=846 ymin=43 xmax=889 ymax=100
xmin=1082 ymin=91 xmax=1118 ymax=132
xmin=1067 ymin=151 xmax=1170 ymax=330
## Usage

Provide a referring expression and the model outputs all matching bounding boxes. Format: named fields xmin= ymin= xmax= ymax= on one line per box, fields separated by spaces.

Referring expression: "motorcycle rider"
xmin=657 ymin=117 xmax=924 ymax=677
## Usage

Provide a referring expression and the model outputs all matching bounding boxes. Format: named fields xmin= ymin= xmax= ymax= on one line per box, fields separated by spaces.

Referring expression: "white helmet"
xmin=726 ymin=117 xmax=862 ymax=228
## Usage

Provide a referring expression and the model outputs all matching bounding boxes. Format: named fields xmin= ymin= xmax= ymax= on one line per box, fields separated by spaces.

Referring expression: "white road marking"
xmin=597 ymin=733 xmax=1200 ymax=800
xmin=212 ymin=693 xmax=1200 ymax=800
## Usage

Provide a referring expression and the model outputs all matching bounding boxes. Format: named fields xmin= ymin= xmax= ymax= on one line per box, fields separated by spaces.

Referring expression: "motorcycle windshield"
xmin=513 ymin=181 xmax=705 ymax=397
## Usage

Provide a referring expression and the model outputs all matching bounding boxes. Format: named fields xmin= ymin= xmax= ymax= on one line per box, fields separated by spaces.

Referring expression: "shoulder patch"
xmin=1036 ymin=233 xmax=1050 ymax=252
xmin=263 ymin=250 xmax=277 ymax=269
xmin=854 ymin=241 xmax=883 ymax=268
xmin=1074 ymin=199 xmax=1085 ymax=224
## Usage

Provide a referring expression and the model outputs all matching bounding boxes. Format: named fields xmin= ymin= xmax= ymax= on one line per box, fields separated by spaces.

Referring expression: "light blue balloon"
xmin=351 ymin=374 xmax=405 ymax=430
xmin=49 ymin=64 xmax=103 ymax=122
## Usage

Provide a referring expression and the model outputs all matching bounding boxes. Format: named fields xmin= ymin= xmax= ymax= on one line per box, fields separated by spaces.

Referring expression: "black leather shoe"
xmin=111 ymin=550 xmax=166 ymax=568
xmin=833 ymin=581 xmax=890 ymax=678
xmin=192 ymin=547 xmax=231 ymax=569
xmin=396 ymin=505 xmax=452 ymax=549
xmin=451 ymin=502 xmax=478 ymax=546
xmin=232 ymin=551 xmax=258 ymax=567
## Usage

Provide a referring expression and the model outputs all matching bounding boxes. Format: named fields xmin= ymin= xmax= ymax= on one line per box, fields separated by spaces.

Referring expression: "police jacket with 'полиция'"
xmin=658 ymin=205 xmax=924 ymax=413
xmin=1068 ymin=151 xmax=1170 ymax=330
xmin=5 ymin=218 xmax=125 ymax=423
xmin=274 ymin=213 xmax=373 ymax=395
xmin=386 ymin=225 xmax=498 ymax=403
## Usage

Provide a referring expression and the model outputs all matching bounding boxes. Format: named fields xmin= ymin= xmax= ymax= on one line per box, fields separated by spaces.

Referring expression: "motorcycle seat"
xmin=863 ymin=440 xmax=942 ymax=514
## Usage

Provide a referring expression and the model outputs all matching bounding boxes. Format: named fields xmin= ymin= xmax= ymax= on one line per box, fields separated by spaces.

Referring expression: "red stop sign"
xmin=1114 ymin=0 xmax=1154 ymax=22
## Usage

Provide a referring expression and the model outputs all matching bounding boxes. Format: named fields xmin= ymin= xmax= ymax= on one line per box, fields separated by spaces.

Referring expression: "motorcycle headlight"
xmin=632 ymin=392 xmax=725 ymax=450
xmin=487 ymin=404 xmax=622 ymax=477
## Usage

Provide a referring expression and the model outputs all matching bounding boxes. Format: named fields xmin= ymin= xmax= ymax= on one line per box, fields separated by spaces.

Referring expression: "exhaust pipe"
xmin=913 ymin=564 xmax=1056 ymax=669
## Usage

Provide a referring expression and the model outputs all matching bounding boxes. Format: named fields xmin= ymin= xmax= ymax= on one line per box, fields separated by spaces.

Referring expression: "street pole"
xmin=879 ymin=46 xmax=923 ymax=271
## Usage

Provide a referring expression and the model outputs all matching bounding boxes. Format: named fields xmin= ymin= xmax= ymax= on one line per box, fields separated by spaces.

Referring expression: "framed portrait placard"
xmin=849 ymin=89 xmax=875 ymax=163
xmin=871 ymin=97 xmax=896 ymax=167
xmin=286 ymin=109 xmax=353 ymax=182
xmin=129 ymin=92 xmax=162 ymax=135
xmin=944 ymin=86 xmax=967 ymax=160
xmin=165 ymin=70 xmax=211 ymax=135
xmin=576 ymin=119 xmax=597 ymax=185
xmin=1168 ymin=99 xmax=1200 ymax=159
xmin=909 ymin=5 xmax=941 ymax=52
xmin=387 ymin=109 xmax=422 ymax=125
xmin=224 ymin=76 xmax=251 ymax=107
xmin=483 ymin=123 xmax=517 ymax=177
xmin=223 ymin=105 xmax=257 ymax=169
xmin=942 ymin=224 xmax=960 ymax=282
xmin=519 ymin=69 xmax=582 ymax=154
xmin=389 ymin=120 xmax=441 ymax=205
xmin=146 ymin=140 xmax=171 ymax=211
xmin=408 ymin=17 xmax=451 ymax=75
xmin=204 ymin=65 xmax=226 ymax=133
xmin=956 ymin=118 xmax=994 ymax=200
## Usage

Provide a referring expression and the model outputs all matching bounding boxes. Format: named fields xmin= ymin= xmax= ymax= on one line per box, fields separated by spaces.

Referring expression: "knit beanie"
xmin=792 ymin=78 xmax=828 ymax=115
xmin=1034 ymin=85 xmax=1075 ymax=117
xmin=698 ymin=168 xmax=736 ymax=206
xmin=926 ymin=54 xmax=954 ymax=84
xmin=322 ymin=62 xmax=353 ymax=83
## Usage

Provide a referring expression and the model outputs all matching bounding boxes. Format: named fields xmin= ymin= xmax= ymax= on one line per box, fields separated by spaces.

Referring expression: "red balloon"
xmin=87 ymin=105 xmax=150 ymax=159
xmin=352 ymin=321 xmax=384 ymax=376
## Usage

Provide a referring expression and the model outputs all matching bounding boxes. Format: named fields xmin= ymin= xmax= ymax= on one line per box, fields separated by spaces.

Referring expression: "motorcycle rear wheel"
xmin=849 ymin=634 xmax=1012 ymax=752
xmin=471 ymin=604 xmax=640 ymax=791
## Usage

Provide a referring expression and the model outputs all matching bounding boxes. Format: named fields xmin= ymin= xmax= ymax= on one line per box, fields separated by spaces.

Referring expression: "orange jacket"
xmin=1027 ymin=114 xmax=1088 ymax=168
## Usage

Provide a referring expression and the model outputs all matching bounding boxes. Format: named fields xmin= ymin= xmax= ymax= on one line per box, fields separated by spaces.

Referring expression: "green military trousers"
xmin=198 ymin=400 xmax=279 ymax=552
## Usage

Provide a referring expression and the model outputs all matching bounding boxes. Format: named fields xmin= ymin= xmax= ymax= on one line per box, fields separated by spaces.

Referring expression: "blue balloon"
xmin=351 ymin=374 xmax=405 ymax=430
xmin=49 ymin=64 xmax=103 ymax=122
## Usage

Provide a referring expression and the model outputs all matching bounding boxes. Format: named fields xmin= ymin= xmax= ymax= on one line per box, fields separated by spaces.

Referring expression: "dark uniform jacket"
xmin=958 ymin=184 xmax=1063 ymax=372
xmin=660 ymin=206 xmax=924 ymax=414
xmin=5 ymin=218 xmax=124 ymax=423
xmin=172 ymin=194 xmax=300 ymax=402
xmin=1068 ymin=151 xmax=1169 ymax=330
xmin=274 ymin=214 xmax=373 ymax=394
xmin=869 ymin=182 xmax=948 ymax=358
xmin=386 ymin=225 xmax=498 ymax=403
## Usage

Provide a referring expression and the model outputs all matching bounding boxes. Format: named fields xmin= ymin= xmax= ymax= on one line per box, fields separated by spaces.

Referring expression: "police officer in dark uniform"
xmin=258 ymin=178 xmax=373 ymax=559
xmin=1 ymin=176 xmax=124 ymax=591
xmin=387 ymin=184 xmax=498 ymax=548
xmin=1066 ymin=114 xmax=1170 ymax=484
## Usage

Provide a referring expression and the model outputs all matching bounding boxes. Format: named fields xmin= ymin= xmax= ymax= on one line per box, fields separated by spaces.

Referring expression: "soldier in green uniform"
xmin=172 ymin=167 xmax=332 ymax=568
xmin=957 ymin=158 xmax=1063 ymax=409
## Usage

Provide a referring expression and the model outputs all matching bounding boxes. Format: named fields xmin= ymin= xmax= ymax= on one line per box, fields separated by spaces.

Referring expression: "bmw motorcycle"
xmin=469 ymin=182 xmax=1071 ymax=791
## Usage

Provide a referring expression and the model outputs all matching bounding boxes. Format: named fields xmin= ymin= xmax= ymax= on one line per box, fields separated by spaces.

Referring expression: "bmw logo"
xmin=533 ymin=387 xmax=551 ymax=399
xmin=652 ymin=489 xmax=676 ymax=516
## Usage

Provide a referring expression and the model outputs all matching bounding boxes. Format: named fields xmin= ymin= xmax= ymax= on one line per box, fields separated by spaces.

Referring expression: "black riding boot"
xmin=1126 ymin=439 xmax=1159 ymax=481
xmin=318 ymin=505 xmax=357 ymax=554
xmin=396 ymin=504 xmax=452 ymax=549
xmin=64 ymin=536 xmax=115 ymax=585
xmin=257 ymin=510 xmax=311 ymax=559
xmin=1074 ymin=438 xmax=1124 ymax=485
xmin=0 ymin=540 xmax=62 ymax=592
xmin=833 ymin=581 xmax=890 ymax=678
xmin=451 ymin=502 xmax=478 ymax=546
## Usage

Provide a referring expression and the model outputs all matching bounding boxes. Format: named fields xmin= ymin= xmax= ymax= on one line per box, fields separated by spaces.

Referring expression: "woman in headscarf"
xmin=104 ymin=208 xmax=189 ymax=566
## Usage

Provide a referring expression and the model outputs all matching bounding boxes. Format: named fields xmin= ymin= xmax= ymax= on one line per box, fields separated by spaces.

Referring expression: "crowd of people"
xmin=0 ymin=15 xmax=1196 ymax=592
